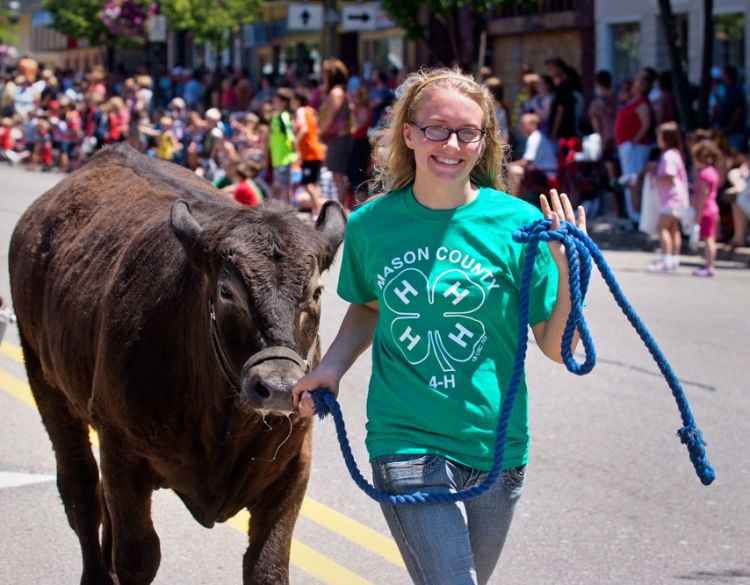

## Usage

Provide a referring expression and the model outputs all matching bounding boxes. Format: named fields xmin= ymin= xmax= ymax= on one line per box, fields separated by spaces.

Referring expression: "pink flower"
xmin=100 ymin=0 xmax=156 ymax=37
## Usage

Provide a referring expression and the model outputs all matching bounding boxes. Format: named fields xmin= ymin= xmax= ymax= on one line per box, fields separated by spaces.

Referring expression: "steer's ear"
xmin=315 ymin=201 xmax=347 ymax=271
xmin=171 ymin=200 xmax=209 ymax=268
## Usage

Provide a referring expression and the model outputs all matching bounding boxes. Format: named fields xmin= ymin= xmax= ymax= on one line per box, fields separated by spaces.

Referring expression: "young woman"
xmin=347 ymin=85 xmax=373 ymax=201
xmin=292 ymin=68 xmax=585 ymax=585
xmin=614 ymin=72 xmax=655 ymax=227
xmin=319 ymin=58 xmax=353 ymax=207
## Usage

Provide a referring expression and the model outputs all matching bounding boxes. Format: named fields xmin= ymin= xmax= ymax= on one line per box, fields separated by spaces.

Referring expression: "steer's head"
xmin=171 ymin=200 xmax=346 ymax=415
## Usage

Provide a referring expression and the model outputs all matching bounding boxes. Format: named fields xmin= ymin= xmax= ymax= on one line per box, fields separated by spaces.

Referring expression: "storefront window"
xmin=281 ymin=42 xmax=318 ymax=82
xmin=714 ymin=12 xmax=745 ymax=78
xmin=371 ymin=36 xmax=403 ymax=77
xmin=610 ymin=22 xmax=640 ymax=84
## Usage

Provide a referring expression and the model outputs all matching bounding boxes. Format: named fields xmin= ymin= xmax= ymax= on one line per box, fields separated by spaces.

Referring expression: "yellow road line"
xmin=0 ymin=360 xmax=100 ymax=444
xmin=225 ymin=511 xmax=375 ymax=585
xmin=0 ymin=340 xmax=23 ymax=364
xmin=0 ymin=340 xmax=404 ymax=577
xmin=0 ymin=367 xmax=36 ymax=407
xmin=0 ymin=366 xmax=377 ymax=584
xmin=301 ymin=498 xmax=404 ymax=568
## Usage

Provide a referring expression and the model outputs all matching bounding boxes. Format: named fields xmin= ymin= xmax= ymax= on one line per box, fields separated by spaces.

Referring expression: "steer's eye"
xmin=219 ymin=284 xmax=232 ymax=299
xmin=312 ymin=286 xmax=324 ymax=302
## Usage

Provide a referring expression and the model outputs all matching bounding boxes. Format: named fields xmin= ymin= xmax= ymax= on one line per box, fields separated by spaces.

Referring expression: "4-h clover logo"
xmin=383 ymin=268 xmax=487 ymax=373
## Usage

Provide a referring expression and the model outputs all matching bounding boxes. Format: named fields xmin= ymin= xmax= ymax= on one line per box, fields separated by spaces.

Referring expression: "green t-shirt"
xmin=338 ymin=185 xmax=559 ymax=471
xmin=213 ymin=175 xmax=234 ymax=190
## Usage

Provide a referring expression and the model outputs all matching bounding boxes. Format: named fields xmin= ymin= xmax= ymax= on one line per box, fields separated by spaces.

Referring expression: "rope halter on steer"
xmin=208 ymin=298 xmax=319 ymax=393
xmin=311 ymin=218 xmax=716 ymax=506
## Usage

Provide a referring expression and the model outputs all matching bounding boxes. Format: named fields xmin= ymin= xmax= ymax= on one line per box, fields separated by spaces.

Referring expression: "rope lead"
xmin=312 ymin=218 xmax=715 ymax=505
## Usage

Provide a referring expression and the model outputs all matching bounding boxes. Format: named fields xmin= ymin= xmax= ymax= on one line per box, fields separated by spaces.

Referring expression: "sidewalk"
xmin=588 ymin=217 xmax=750 ymax=266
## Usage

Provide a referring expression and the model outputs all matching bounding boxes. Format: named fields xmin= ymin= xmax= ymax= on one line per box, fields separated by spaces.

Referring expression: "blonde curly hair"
xmin=371 ymin=67 xmax=507 ymax=196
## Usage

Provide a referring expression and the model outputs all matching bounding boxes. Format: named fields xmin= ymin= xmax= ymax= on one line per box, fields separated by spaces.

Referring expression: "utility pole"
xmin=323 ymin=0 xmax=339 ymax=58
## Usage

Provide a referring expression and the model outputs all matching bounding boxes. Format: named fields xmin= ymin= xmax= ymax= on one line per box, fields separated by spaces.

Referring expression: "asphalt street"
xmin=0 ymin=164 xmax=748 ymax=585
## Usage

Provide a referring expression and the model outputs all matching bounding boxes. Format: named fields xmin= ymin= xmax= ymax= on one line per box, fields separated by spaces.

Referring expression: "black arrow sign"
xmin=346 ymin=12 xmax=371 ymax=22
xmin=301 ymin=9 xmax=310 ymax=25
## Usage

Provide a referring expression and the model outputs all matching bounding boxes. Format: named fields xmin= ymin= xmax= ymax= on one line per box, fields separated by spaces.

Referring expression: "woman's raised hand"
xmin=539 ymin=189 xmax=586 ymax=264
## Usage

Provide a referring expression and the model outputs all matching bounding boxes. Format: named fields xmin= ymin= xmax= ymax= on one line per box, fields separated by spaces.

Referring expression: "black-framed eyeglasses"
xmin=410 ymin=123 xmax=486 ymax=143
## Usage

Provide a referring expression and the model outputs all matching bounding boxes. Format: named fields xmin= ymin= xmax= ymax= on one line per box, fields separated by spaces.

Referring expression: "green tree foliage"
xmin=159 ymin=0 xmax=262 ymax=47
xmin=42 ymin=0 xmax=110 ymax=45
xmin=381 ymin=0 xmax=498 ymax=41
xmin=42 ymin=0 xmax=263 ymax=48
xmin=0 ymin=6 xmax=19 ymax=43
xmin=380 ymin=0 xmax=521 ymax=67
xmin=161 ymin=0 xmax=263 ymax=47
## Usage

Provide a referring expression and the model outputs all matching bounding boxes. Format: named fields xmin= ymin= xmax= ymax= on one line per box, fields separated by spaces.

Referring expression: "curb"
xmin=587 ymin=220 xmax=750 ymax=266
xmin=707 ymin=244 xmax=750 ymax=265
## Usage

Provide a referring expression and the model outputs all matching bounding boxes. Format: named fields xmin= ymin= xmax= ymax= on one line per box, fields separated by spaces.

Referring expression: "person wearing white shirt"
xmin=508 ymin=113 xmax=558 ymax=202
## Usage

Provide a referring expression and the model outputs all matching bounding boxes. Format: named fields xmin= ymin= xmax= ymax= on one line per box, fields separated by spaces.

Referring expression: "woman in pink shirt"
xmin=690 ymin=140 xmax=723 ymax=277
xmin=648 ymin=122 xmax=689 ymax=272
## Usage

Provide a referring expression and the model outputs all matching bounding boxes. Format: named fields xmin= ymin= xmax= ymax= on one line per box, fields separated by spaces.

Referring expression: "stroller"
xmin=555 ymin=134 xmax=609 ymax=218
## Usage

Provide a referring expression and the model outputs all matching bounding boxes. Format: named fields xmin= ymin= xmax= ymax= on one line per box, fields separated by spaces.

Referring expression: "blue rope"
xmin=311 ymin=218 xmax=715 ymax=505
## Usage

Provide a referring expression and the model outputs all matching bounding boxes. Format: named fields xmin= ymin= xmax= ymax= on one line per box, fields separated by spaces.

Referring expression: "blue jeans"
xmin=617 ymin=141 xmax=652 ymax=223
xmin=371 ymin=454 xmax=525 ymax=585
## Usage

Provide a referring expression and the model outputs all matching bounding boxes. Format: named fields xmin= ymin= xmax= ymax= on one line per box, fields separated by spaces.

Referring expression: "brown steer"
xmin=9 ymin=144 xmax=346 ymax=584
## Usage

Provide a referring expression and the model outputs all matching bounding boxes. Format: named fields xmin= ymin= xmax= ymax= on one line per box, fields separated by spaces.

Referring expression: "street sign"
xmin=341 ymin=2 xmax=378 ymax=31
xmin=146 ymin=15 xmax=167 ymax=43
xmin=288 ymin=3 xmax=324 ymax=32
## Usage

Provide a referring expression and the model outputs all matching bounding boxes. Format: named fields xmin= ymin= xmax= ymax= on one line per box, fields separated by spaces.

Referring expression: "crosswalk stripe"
xmin=0 ymin=340 xmax=405 ymax=580
xmin=0 ymin=471 xmax=55 ymax=488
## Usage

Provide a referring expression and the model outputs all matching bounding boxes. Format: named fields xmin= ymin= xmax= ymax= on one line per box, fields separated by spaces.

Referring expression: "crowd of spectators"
xmin=1 ymin=54 xmax=749 ymax=251
xmin=501 ymin=58 xmax=750 ymax=265
xmin=0 ymin=57 xmax=399 ymax=216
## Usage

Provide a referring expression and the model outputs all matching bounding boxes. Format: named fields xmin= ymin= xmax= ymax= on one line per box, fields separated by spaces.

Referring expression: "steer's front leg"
xmin=242 ymin=455 xmax=310 ymax=584
xmin=98 ymin=432 xmax=161 ymax=585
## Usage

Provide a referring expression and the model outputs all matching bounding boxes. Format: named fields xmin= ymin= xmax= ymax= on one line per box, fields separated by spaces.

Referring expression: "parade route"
xmin=1 ymin=166 xmax=749 ymax=584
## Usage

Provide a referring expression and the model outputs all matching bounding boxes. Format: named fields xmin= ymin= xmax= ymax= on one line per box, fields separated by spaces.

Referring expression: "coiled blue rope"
xmin=311 ymin=218 xmax=716 ymax=505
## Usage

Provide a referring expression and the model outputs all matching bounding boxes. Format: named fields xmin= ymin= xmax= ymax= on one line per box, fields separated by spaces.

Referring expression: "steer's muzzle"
xmin=239 ymin=347 xmax=308 ymax=414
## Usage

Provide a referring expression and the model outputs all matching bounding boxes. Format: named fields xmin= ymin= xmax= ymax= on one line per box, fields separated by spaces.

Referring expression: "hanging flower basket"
xmin=0 ymin=43 xmax=19 ymax=65
xmin=101 ymin=0 xmax=158 ymax=38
